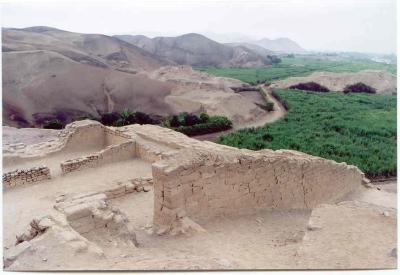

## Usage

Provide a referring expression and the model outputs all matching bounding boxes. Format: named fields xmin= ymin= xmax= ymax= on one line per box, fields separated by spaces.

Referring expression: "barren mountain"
xmin=3 ymin=27 xmax=271 ymax=128
xmin=114 ymin=33 xmax=275 ymax=67
xmin=2 ymin=50 xmax=175 ymax=127
xmin=225 ymin=42 xmax=275 ymax=56
xmin=255 ymin=37 xmax=306 ymax=53
xmin=3 ymin=26 xmax=167 ymax=73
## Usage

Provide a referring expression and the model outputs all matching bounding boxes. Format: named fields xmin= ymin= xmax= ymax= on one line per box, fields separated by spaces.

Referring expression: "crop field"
xmin=197 ymin=57 xmax=397 ymax=84
xmin=218 ymin=89 xmax=397 ymax=178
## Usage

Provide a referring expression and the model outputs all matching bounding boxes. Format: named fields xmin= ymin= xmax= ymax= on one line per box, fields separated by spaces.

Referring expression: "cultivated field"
xmin=218 ymin=89 xmax=396 ymax=178
xmin=197 ymin=56 xmax=397 ymax=84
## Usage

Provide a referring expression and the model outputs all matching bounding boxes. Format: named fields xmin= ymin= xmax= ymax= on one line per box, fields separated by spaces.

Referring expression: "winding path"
xmin=194 ymin=85 xmax=286 ymax=142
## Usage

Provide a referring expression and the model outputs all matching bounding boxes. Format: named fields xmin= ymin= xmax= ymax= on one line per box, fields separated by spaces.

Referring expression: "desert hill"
xmin=3 ymin=27 xmax=167 ymax=73
xmin=114 ymin=33 xmax=275 ymax=67
xmin=225 ymin=42 xmax=275 ymax=56
xmin=255 ymin=37 xmax=306 ymax=53
xmin=3 ymin=50 xmax=175 ymax=127
xmin=3 ymin=27 xmax=270 ymax=128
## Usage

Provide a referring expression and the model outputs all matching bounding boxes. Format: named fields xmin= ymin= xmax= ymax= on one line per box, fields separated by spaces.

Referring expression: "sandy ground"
xmin=3 ymin=158 xmax=152 ymax=249
xmin=2 ymin=126 xmax=60 ymax=146
xmin=6 ymin=179 xmax=396 ymax=270
xmin=106 ymin=190 xmax=311 ymax=270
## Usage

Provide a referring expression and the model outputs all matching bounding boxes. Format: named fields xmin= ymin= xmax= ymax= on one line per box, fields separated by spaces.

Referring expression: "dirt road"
xmin=194 ymin=85 xmax=286 ymax=142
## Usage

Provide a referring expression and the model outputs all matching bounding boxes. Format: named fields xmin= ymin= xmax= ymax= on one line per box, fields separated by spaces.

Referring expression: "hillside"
xmin=225 ymin=42 xmax=275 ymax=56
xmin=2 ymin=50 xmax=175 ymax=127
xmin=3 ymin=27 xmax=272 ymax=128
xmin=3 ymin=26 xmax=167 ymax=73
xmin=114 ymin=33 xmax=275 ymax=67
xmin=255 ymin=37 xmax=306 ymax=53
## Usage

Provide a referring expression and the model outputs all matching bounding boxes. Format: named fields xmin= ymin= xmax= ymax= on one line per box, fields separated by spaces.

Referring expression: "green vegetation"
xmin=164 ymin=113 xmax=232 ymax=136
xmin=197 ymin=56 xmax=396 ymax=84
xmin=343 ymin=82 xmax=376 ymax=94
xmin=218 ymin=89 xmax=396 ymax=178
xmin=43 ymin=119 xmax=64 ymax=129
xmin=99 ymin=110 xmax=158 ymax=126
xmin=289 ymin=82 xmax=330 ymax=93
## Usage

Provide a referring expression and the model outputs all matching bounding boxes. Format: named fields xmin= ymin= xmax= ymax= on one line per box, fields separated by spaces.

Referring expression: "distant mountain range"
xmin=254 ymin=37 xmax=306 ymax=54
xmin=113 ymin=33 xmax=276 ymax=67
xmin=200 ymin=32 xmax=306 ymax=54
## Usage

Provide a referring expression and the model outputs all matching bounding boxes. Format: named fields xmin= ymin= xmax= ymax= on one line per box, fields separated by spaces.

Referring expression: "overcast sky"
xmin=1 ymin=0 xmax=397 ymax=54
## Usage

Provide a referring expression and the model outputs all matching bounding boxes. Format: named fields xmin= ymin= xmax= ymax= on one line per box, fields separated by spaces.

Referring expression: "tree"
xmin=170 ymin=115 xmax=180 ymax=127
xmin=43 ymin=119 xmax=63 ymax=129
xmin=343 ymin=83 xmax=376 ymax=94
xmin=135 ymin=112 xmax=154 ymax=124
xmin=100 ymin=112 xmax=121 ymax=126
xmin=199 ymin=113 xmax=210 ymax=123
xmin=289 ymin=82 xmax=330 ymax=93
xmin=184 ymin=114 xmax=200 ymax=126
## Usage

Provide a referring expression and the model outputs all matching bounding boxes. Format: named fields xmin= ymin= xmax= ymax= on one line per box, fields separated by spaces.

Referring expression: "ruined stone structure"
xmin=3 ymin=166 xmax=51 ymax=189
xmin=3 ymin=120 xmax=366 ymax=235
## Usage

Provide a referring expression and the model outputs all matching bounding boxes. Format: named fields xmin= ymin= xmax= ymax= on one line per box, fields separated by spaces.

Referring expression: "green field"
xmin=197 ymin=57 xmax=397 ymax=84
xmin=218 ymin=89 xmax=397 ymax=178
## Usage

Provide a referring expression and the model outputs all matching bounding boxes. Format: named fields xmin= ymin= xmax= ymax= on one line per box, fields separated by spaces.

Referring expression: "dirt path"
xmin=194 ymin=85 xmax=286 ymax=142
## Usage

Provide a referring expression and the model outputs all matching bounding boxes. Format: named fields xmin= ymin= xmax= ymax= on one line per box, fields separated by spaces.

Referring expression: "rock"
xmin=390 ymin=248 xmax=397 ymax=258
xmin=143 ymin=186 xmax=151 ymax=192
xmin=307 ymin=222 xmax=322 ymax=231
xmin=59 ymin=230 xmax=79 ymax=242
xmin=383 ymin=211 xmax=390 ymax=217
xmin=38 ymin=217 xmax=53 ymax=230
xmin=69 ymin=241 xmax=88 ymax=253
xmin=4 ymin=241 xmax=31 ymax=267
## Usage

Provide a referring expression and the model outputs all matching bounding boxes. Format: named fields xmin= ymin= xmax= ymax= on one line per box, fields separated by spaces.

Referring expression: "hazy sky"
xmin=1 ymin=0 xmax=397 ymax=54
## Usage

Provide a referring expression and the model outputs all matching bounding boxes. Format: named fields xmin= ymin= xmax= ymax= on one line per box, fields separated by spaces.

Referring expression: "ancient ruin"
xmin=3 ymin=120 xmax=396 ymax=270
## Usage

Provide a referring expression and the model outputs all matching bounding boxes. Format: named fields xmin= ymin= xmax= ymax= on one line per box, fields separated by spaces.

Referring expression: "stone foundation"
xmin=60 ymin=141 xmax=136 ymax=175
xmin=3 ymin=166 xmax=51 ymax=189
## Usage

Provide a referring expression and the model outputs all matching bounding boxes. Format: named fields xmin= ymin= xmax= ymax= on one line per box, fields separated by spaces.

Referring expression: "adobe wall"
xmin=151 ymin=148 xmax=363 ymax=232
xmin=121 ymin=125 xmax=365 ymax=233
xmin=3 ymin=166 xmax=51 ymax=189
xmin=60 ymin=141 xmax=136 ymax=174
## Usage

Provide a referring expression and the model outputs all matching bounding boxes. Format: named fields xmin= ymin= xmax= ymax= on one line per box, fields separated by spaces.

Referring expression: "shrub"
xmin=184 ymin=114 xmax=201 ymax=126
xmin=135 ymin=112 xmax=154 ymax=124
xmin=100 ymin=112 xmax=121 ymax=126
xmin=43 ymin=119 xmax=64 ymax=129
xmin=267 ymin=55 xmax=281 ymax=64
xmin=255 ymin=102 xmax=274 ymax=112
xmin=169 ymin=115 xmax=180 ymax=127
xmin=289 ymin=82 xmax=330 ymax=93
xmin=199 ymin=113 xmax=210 ymax=123
xmin=175 ymin=116 xmax=232 ymax=136
xmin=343 ymin=82 xmax=376 ymax=94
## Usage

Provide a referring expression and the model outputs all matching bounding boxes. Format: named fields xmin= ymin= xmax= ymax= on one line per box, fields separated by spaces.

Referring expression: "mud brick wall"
xmin=152 ymin=150 xmax=363 ymax=231
xmin=3 ymin=166 xmax=51 ymax=189
xmin=104 ymin=128 xmax=131 ymax=145
xmin=135 ymin=142 xmax=170 ymax=163
xmin=60 ymin=141 xmax=136 ymax=174
xmin=59 ymin=122 xmax=107 ymax=151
